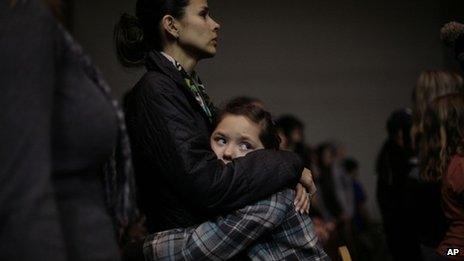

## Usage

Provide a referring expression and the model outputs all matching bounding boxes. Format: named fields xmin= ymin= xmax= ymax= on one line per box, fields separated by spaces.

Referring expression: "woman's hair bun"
xmin=114 ymin=13 xmax=146 ymax=67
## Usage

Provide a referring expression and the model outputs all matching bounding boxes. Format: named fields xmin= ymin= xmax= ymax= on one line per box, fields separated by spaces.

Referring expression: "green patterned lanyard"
xmin=161 ymin=52 xmax=215 ymax=121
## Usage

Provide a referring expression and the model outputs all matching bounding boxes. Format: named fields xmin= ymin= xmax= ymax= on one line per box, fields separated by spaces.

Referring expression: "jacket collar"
xmin=145 ymin=50 xmax=213 ymax=126
xmin=145 ymin=50 xmax=187 ymax=88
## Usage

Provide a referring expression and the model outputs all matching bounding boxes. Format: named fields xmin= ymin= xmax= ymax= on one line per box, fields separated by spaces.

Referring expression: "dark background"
xmin=67 ymin=0 xmax=464 ymax=219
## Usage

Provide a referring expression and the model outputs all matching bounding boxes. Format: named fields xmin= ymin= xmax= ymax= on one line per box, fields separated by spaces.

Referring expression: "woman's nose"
xmin=211 ymin=18 xmax=220 ymax=31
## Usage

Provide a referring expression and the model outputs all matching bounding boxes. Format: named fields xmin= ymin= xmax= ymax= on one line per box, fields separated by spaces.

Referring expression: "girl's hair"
xmin=412 ymin=70 xmax=463 ymax=129
xmin=114 ymin=0 xmax=190 ymax=67
xmin=420 ymin=93 xmax=464 ymax=181
xmin=214 ymin=101 xmax=281 ymax=150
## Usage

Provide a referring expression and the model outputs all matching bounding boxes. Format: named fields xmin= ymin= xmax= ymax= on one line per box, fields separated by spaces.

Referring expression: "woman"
xmin=115 ymin=0 xmax=315 ymax=257
xmin=143 ymin=101 xmax=327 ymax=260
xmin=410 ymin=70 xmax=464 ymax=260
xmin=420 ymin=93 xmax=464 ymax=259
xmin=1 ymin=0 xmax=136 ymax=260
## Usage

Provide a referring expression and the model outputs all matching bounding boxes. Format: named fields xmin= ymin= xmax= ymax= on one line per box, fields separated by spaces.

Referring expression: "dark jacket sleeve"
xmin=128 ymin=73 xmax=303 ymax=215
xmin=0 ymin=1 xmax=66 ymax=260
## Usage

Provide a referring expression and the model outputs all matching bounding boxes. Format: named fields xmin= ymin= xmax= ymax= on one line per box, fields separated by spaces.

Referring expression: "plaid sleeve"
xmin=144 ymin=189 xmax=329 ymax=260
xmin=144 ymin=189 xmax=295 ymax=261
xmin=247 ymin=204 xmax=329 ymax=260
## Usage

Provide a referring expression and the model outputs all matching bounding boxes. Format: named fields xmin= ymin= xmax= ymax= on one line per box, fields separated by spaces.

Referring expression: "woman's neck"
xmin=163 ymin=45 xmax=198 ymax=74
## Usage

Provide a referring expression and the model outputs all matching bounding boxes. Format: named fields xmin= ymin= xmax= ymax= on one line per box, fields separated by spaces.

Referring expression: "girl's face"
xmin=211 ymin=114 xmax=264 ymax=164
xmin=177 ymin=0 xmax=220 ymax=59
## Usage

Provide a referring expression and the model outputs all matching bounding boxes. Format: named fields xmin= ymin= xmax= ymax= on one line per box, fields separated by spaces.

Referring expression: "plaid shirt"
xmin=144 ymin=189 xmax=329 ymax=260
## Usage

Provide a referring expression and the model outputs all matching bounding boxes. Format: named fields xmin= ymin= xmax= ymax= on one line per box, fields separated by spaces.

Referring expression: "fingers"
xmin=296 ymin=194 xmax=306 ymax=214
xmin=300 ymin=168 xmax=317 ymax=196
xmin=294 ymin=184 xmax=304 ymax=213
xmin=301 ymin=192 xmax=309 ymax=214
xmin=309 ymin=178 xmax=317 ymax=195
xmin=306 ymin=170 xmax=317 ymax=195
xmin=294 ymin=184 xmax=309 ymax=214
xmin=305 ymin=193 xmax=310 ymax=213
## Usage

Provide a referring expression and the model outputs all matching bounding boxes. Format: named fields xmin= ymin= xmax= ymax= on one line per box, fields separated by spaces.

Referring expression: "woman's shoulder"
xmin=446 ymin=155 xmax=464 ymax=193
xmin=449 ymin=154 xmax=464 ymax=172
xmin=133 ymin=71 xmax=178 ymax=95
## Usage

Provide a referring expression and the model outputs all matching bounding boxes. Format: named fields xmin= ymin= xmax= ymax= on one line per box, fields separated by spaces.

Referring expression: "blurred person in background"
xmin=420 ymin=93 xmax=464 ymax=259
xmin=331 ymin=142 xmax=354 ymax=251
xmin=410 ymin=70 xmax=463 ymax=260
xmin=314 ymin=143 xmax=345 ymax=260
xmin=441 ymin=22 xmax=464 ymax=74
xmin=343 ymin=158 xmax=372 ymax=261
xmin=276 ymin=115 xmax=314 ymax=169
xmin=376 ymin=108 xmax=421 ymax=261
xmin=315 ymin=143 xmax=344 ymax=223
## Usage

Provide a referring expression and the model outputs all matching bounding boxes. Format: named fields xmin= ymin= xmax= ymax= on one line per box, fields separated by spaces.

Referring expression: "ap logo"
xmin=447 ymin=248 xmax=460 ymax=256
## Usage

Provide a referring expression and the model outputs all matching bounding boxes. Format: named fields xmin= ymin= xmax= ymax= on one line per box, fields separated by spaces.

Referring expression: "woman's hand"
xmin=294 ymin=168 xmax=317 ymax=214
xmin=300 ymin=168 xmax=317 ymax=196
xmin=294 ymin=183 xmax=310 ymax=214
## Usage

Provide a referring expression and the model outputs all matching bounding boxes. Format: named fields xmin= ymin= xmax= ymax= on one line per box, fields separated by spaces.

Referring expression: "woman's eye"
xmin=200 ymin=11 xmax=208 ymax=18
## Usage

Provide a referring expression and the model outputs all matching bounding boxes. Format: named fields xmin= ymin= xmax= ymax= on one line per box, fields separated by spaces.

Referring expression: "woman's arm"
xmin=0 ymin=0 xmax=66 ymax=259
xmin=126 ymin=73 xmax=304 ymax=216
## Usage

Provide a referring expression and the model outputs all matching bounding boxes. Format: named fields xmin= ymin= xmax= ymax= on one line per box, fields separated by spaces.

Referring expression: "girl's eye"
xmin=239 ymin=142 xmax=253 ymax=151
xmin=215 ymin=137 xmax=227 ymax=145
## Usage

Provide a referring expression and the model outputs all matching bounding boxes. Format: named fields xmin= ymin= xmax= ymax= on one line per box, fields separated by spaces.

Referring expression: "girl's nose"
xmin=223 ymin=145 xmax=234 ymax=161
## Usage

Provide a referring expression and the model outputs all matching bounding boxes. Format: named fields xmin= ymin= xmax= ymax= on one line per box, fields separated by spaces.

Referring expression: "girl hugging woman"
xmin=144 ymin=100 xmax=327 ymax=260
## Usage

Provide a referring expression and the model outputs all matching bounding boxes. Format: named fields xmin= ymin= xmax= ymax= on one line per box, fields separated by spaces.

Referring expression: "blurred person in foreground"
xmin=0 ymin=0 xmax=137 ymax=260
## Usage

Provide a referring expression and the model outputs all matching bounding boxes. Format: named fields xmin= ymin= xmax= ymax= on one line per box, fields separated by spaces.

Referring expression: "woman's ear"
xmin=161 ymin=15 xmax=180 ymax=39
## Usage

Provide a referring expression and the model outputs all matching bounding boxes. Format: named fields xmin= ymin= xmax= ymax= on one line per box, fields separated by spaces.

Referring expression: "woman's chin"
xmin=198 ymin=46 xmax=218 ymax=59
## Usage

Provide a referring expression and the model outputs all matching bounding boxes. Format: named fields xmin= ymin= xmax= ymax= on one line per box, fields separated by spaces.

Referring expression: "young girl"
xmin=144 ymin=101 xmax=327 ymax=260
xmin=420 ymin=93 xmax=464 ymax=259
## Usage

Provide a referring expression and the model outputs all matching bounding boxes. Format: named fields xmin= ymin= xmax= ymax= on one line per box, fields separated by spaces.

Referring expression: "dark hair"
xmin=315 ymin=142 xmax=334 ymax=166
xmin=114 ymin=0 xmax=190 ymax=67
xmin=386 ymin=108 xmax=412 ymax=145
xmin=275 ymin=115 xmax=304 ymax=139
xmin=420 ymin=93 xmax=464 ymax=181
xmin=225 ymin=96 xmax=263 ymax=108
xmin=214 ymin=100 xmax=280 ymax=150
xmin=343 ymin=158 xmax=359 ymax=173
xmin=440 ymin=22 xmax=464 ymax=72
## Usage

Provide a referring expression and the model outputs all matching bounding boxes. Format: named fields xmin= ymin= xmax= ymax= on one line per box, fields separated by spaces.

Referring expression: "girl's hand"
xmin=294 ymin=183 xmax=310 ymax=214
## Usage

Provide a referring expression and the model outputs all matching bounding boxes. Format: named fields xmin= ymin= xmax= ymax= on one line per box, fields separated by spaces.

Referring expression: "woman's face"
xmin=177 ymin=0 xmax=220 ymax=59
xmin=211 ymin=114 xmax=264 ymax=164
